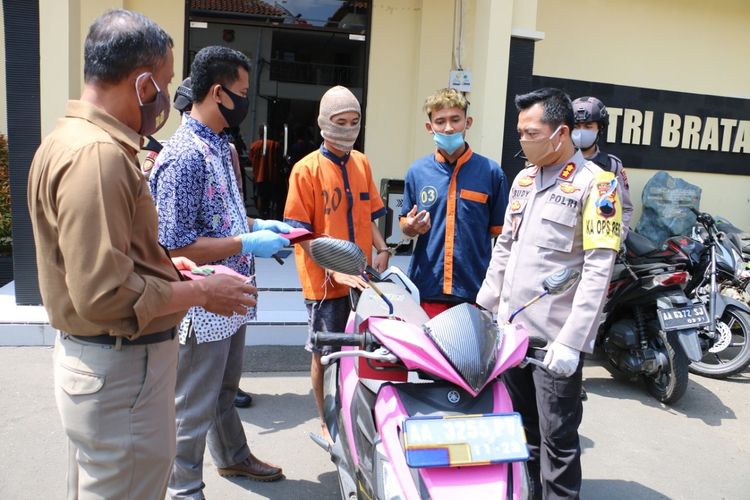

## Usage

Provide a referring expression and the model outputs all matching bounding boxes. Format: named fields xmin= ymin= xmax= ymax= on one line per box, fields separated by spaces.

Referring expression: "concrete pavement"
xmin=0 ymin=345 xmax=748 ymax=499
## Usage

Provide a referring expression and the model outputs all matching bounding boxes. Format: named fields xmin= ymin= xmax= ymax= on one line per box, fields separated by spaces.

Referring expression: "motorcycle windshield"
xmin=423 ymin=304 xmax=499 ymax=393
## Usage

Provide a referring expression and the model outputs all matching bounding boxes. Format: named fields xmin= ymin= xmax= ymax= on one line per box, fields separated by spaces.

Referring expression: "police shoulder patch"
xmin=583 ymin=170 xmax=622 ymax=251
xmin=559 ymin=162 xmax=576 ymax=180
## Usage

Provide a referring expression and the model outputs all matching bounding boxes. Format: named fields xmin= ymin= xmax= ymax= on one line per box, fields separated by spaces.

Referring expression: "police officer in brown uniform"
xmin=477 ymin=88 xmax=621 ymax=499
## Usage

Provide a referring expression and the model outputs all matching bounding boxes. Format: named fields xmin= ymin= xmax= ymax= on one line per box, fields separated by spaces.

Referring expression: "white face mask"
xmin=572 ymin=128 xmax=598 ymax=150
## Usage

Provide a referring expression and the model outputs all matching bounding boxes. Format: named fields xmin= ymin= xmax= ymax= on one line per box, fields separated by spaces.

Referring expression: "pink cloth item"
xmin=179 ymin=264 xmax=249 ymax=281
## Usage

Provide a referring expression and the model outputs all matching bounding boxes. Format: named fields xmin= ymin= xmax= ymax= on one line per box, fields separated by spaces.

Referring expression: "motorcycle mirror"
xmin=309 ymin=238 xmax=366 ymax=276
xmin=543 ymin=269 xmax=580 ymax=295
xmin=508 ymin=268 xmax=581 ymax=324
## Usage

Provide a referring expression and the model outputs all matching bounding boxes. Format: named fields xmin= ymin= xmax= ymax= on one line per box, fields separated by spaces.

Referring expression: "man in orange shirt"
xmin=248 ymin=125 xmax=283 ymax=218
xmin=284 ymin=86 xmax=389 ymax=440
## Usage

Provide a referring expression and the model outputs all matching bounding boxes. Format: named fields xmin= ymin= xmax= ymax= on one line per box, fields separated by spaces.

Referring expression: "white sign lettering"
xmin=606 ymin=107 xmax=749 ymax=154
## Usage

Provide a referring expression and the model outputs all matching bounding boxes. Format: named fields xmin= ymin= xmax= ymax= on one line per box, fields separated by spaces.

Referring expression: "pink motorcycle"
xmin=307 ymin=238 xmax=579 ymax=500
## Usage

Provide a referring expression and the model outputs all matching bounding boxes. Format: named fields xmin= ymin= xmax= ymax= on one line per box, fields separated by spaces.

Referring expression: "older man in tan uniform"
xmin=27 ymin=10 xmax=255 ymax=500
xmin=477 ymin=88 xmax=621 ymax=500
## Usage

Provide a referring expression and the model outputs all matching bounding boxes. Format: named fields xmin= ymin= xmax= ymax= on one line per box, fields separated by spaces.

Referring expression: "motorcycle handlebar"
xmin=689 ymin=206 xmax=716 ymax=230
xmin=311 ymin=331 xmax=364 ymax=348
xmin=519 ymin=356 xmax=547 ymax=370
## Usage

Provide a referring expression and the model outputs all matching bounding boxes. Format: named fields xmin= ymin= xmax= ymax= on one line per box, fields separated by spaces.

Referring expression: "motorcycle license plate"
xmin=402 ymin=413 xmax=529 ymax=468
xmin=657 ymin=304 xmax=710 ymax=331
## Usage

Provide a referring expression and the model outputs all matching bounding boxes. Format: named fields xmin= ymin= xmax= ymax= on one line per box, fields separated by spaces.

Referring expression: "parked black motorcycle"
xmin=701 ymin=215 xmax=750 ymax=294
xmin=680 ymin=209 xmax=750 ymax=377
xmin=597 ymin=234 xmax=705 ymax=404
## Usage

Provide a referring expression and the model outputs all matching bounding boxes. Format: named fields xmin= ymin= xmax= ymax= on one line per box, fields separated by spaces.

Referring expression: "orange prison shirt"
xmin=284 ymin=148 xmax=386 ymax=300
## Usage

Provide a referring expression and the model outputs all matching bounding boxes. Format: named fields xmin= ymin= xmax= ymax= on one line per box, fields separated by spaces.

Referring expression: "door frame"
xmin=183 ymin=1 xmax=373 ymax=151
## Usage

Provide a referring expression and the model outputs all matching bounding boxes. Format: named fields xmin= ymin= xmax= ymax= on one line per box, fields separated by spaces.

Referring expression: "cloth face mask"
xmin=135 ymin=73 xmax=170 ymax=136
xmin=519 ymin=125 xmax=563 ymax=166
xmin=219 ymin=86 xmax=250 ymax=128
xmin=572 ymin=128 xmax=597 ymax=149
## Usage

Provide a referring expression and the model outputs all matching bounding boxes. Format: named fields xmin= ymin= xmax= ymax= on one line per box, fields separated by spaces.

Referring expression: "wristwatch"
xmin=376 ymin=247 xmax=390 ymax=255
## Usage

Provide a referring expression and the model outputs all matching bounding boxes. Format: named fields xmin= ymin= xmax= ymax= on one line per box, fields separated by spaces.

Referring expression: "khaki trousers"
xmin=54 ymin=333 xmax=178 ymax=500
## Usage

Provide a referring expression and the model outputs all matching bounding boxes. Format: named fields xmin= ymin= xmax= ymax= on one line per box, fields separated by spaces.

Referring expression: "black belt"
xmin=69 ymin=328 xmax=175 ymax=346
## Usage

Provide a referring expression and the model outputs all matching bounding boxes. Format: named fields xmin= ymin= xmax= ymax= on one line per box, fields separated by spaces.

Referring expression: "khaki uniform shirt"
xmin=27 ymin=100 xmax=184 ymax=338
xmin=476 ymin=150 xmax=621 ymax=353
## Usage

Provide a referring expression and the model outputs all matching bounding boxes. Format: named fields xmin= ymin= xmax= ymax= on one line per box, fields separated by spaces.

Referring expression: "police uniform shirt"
xmin=476 ymin=150 xmax=621 ymax=353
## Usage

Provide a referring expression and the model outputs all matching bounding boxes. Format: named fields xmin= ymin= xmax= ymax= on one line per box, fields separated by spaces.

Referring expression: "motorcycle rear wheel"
xmin=643 ymin=328 xmax=689 ymax=404
xmin=689 ymin=306 xmax=750 ymax=378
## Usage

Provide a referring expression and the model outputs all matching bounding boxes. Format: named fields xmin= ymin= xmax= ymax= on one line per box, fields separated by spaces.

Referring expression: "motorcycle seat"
xmin=626 ymin=231 xmax=661 ymax=257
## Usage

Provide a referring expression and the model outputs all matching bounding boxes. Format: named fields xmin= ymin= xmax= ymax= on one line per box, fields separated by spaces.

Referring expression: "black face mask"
xmin=218 ymin=86 xmax=249 ymax=128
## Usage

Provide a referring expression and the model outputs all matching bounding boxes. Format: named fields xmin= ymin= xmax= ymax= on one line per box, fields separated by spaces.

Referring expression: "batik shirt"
xmin=150 ymin=115 xmax=256 ymax=344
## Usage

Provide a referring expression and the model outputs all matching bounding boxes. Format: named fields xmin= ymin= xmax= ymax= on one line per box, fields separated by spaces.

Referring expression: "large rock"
xmin=635 ymin=171 xmax=701 ymax=245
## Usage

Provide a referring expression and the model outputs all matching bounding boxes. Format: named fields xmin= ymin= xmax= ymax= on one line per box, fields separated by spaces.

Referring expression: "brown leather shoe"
xmin=217 ymin=452 xmax=283 ymax=481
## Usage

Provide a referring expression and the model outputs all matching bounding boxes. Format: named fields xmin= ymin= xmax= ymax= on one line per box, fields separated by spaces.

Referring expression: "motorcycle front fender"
xmin=676 ymin=329 xmax=703 ymax=362
xmin=713 ymin=293 xmax=750 ymax=317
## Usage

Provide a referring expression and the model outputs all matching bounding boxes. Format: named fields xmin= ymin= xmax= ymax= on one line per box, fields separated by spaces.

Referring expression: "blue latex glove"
xmin=239 ymin=230 xmax=290 ymax=258
xmin=253 ymin=218 xmax=292 ymax=234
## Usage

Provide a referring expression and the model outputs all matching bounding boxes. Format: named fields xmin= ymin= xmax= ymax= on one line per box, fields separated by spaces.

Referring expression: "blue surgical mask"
xmin=572 ymin=128 xmax=598 ymax=149
xmin=433 ymin=131 xmax=465 ymax=155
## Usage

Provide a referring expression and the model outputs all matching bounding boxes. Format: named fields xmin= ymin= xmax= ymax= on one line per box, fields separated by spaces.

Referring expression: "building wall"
xmin=23 ymin=0 xmax=523 ymax=181
xmin=365 ymin=0 xmax=529 ymax=182
xmin=32 ymin=0 xmax=186 ymax=140
xmin=0 ymin=1 xmax=6 ymax=137
xmin=364 ymin=0 xmax=440 ymax=178
xmin=535 ymin=0 xmax=750 ymax=229
xmin=9 ymin=0 xmax=748 ymax=230
xmin=39 ymin=0 xmax=76 ymax=137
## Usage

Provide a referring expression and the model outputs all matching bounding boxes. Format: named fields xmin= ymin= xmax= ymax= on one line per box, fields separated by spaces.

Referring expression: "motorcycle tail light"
xmin=652 ymin=271 xmax=689 ymax=287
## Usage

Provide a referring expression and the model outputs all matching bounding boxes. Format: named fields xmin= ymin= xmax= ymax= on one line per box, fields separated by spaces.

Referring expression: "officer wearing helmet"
xmin=572 ymin=97 xmax=633 ymax=236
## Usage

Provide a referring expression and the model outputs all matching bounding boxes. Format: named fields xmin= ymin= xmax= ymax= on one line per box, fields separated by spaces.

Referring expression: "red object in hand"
xmin=285 ymin=227 xmax=324 ymax=245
